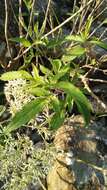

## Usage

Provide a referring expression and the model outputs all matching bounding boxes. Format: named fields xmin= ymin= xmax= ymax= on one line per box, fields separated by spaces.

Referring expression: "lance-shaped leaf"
xmin=51 ymin=65 xmax=69 ymax=81
xmin=62 ymin=45 xmax=85 ymax=62
xmin=4 ymin=98 xmax=48 ymax=134
xmin=84 ymin=16 xmax=93 ymax=38
xmin=50 ymin=95 xmax=61 ymax=113
xmin=90 ymin=40 xmax=107 ymax=50
xmin=27 ymin=87 xmax=50 ymax=96
xmin=65 ymin=34 xmax=85 ymax=43
xmin=0 ymin=70 xmax=33 ymax=81
xmin=50 ymin=59 xmax=62 ymax=74
xmin=62 ymin=55 xmax=77 ymax=62
xmin=46 ymin=37 xmax=66 ymax=48
xmin=66 ymin=45 xmax=85 ymax=56
xmin=0 ymin=105 xmax=6 ymax=117
xmin=55 ymin=81 xmax=92 ymax=126
xmin=50 ymin=111 xmax=65 ymax=130
xmin=10 ymin=37 xmax=31 ymax=47
xmin=40 ymin=65 xmax=51 ymax=75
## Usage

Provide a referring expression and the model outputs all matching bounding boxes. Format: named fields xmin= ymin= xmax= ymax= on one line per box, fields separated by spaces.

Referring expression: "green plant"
xmin=0 ymin=135 xmax=55 ymax=190
xmin=0 ymin=56 xmax=92 ymax=135
xmin=2 ymin=0 xmax=107 ymax=135
xmin=1 ymin=1 xmax=107 ymax=190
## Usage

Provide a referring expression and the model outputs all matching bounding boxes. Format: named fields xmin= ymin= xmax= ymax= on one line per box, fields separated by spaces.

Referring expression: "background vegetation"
xmin=0 ymin=0 xmax=107 ymax=189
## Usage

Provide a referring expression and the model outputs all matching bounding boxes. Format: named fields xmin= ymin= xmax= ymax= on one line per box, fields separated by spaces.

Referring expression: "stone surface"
xmin=47 ymin=116 xmax=107 ymax=189
xmin=47 ymin=153 xmax=76 ymax=190
xmin=25 ymin=182 xmax=43 ymax=190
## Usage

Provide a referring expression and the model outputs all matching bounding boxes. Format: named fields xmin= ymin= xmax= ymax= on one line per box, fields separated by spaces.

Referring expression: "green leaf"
xmin=32 ymin=64 xmax=39 ymax=79
xmin=50 ymin=96 xmax=61 ymax=113
xmin=65 ymin=35 xmax=85 ymax=43
xmin=67 ymin=45 xmax=85 ymax=56
xmin=4 ymin=98 xmax=48 ymax=134
xmin=55 ymin=81 xmax=92 ymax=126
xmin=40 ymin=65 xmax=51 ymax=75
xmin=46 ymin=37 xmax=65 ymax=48
xmin=34 ymin=40 xmax=46 ymax=46
xmin=10 ymin=37 xmax=31 ymax=47
xmin=0 ymin=70 xmax=33 ymax=81
xmin=23 ymin=0 xmax=32 ymax=10
xmin=62 ymin=55 xmax=76 ymax=62
xmin=31 ymin=65 xmax=46 ymax=85
xmin=66 ymin=95 xmax=74 ymax=113
xmin=50 ymin=59 xmax=62 ymax=74
xmin=52 ymin=65 xmax=69 ymax=81
xmin=62 ymin=45 xmax=85 ymax=62
xmin=102 ymin=18 xmax=107 ymax=24
xmin=27 ymin=87 xmax=50 ymax=96
xmin=50 ymin=111 xmax=65 ymax=130
xmin=20 ymin=49 xmax=34 ymax=69
xmin=84 ymin=16 xmax=93 ymax=38
xmin=90 ymin=40 xmax=107 ymax=50
xmin=34 ymin=21 xmax=39 ymax=36
xmin=0 ymin=105 xmax=6 ymax=117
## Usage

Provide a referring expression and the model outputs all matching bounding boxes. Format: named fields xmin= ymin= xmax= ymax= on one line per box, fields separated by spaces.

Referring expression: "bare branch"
xmin=4 ymin=0 xmax=12 ymax=59
xmin=19 ymin=0 xmax=23 ymax=38
xmin=13 ymin=0 xmax=93 ymax=62
xmin=26 ymin=0 xmax=36 ymax=39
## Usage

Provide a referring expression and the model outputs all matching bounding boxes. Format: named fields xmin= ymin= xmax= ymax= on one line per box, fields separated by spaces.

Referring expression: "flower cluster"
xmin=4 ymin=79 xmax=35 ymax=116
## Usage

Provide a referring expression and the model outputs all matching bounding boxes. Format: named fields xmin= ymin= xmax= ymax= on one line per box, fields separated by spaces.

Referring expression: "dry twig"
xmin=12 ymin=0 xmax=93 ymax=62
xmin=19 ymin=0 xmax=23 ymax=38
xmin=80 ymin=74 xmax=107 ymax=112
xmin=26 ymin=0 xmax=36 ymax=39
xmin=4 ymin=0 xmax=12 ymax=60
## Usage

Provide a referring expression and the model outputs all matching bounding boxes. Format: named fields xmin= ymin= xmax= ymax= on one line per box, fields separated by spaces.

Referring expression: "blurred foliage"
xmin=0 ymin=135 xmax=55 ymax=190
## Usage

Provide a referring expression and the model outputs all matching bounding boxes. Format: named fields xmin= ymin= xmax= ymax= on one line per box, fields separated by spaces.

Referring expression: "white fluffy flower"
xmin=4 ymin=79 xmax=35 ymax=115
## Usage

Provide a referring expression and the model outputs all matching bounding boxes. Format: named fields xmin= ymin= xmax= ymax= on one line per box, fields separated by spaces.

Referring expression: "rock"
xmin=47 ymin=116 xmax=107 ymax=189
xmin=47 ymin=153 xmax=76 ymax=190
xmin=25 ymin=182 xmax=43 ymax=190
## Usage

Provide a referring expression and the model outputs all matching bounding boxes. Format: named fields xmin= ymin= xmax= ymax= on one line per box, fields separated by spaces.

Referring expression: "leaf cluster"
xmin=1 ymin=7 xmax=107 ymax=135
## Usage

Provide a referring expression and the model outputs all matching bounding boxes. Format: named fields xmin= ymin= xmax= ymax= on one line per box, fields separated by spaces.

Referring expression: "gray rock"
xmin=51 ymin=116 xmax=107 ymax=189
xmin=25 ymin=182 xmax=43 ymax=190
